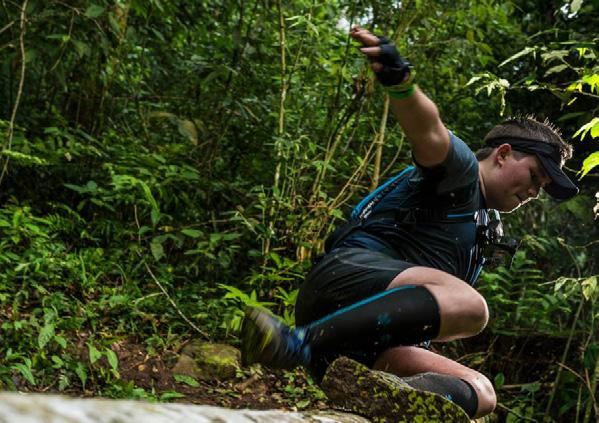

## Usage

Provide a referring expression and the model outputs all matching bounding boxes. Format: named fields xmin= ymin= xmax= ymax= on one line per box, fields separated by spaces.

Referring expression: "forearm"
xmin=349 ymin=26 xmax=450 ymax=166
xmin=390 ymin=87 xmax=450 ymax=167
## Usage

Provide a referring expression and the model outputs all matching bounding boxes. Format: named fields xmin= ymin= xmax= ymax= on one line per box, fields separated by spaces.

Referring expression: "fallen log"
xmin=0 ymin=392 xmax=369 ymax=423
xmin=321 ymin=356 xmax=471 ymax=423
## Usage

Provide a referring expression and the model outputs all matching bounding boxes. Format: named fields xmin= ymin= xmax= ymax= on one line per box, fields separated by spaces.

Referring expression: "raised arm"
xmin=350 ymin=26 xmax=450 ymax=167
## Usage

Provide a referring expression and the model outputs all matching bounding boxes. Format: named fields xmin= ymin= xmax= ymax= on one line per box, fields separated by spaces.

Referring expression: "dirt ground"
xmin=112 ymin=339 xmax=331 ymax=411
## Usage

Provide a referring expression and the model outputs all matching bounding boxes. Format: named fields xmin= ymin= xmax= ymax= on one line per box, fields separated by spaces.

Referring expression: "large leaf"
xmin=573 ymin=117 xmax=599 ymax=140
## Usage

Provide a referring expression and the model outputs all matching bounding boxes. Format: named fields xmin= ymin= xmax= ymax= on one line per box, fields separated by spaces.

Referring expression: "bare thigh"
xmin=373 ymin=346 xmax=496 ymax=418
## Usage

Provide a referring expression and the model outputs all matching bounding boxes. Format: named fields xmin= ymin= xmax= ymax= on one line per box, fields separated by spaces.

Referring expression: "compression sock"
xmin=241 ymin=285 xmax=441 ymax=377
xmin=403 ymin=372 xmax=479 ymax=417
xmin=304 ymin=285 xmax=440 ymax=356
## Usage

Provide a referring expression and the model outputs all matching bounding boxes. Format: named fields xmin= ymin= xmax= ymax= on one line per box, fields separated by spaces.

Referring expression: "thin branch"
xmin=496 ymin=403 xmax=538 ymax=422
xmin=0 ymin=0 xmax=28 ymax=186
xmin=141 ymin=258 xmax=210 ymax=340
xmin=555 ymin=361 xmax=593 ymax=394
xmin=48 ymin=11 xmax=75 ymax=73
xmin=0 ymin=18 xmax=16 ymax=35
xmin=370 ymin=94 xmax=391 ymax=190
xmin=133 ymin=205 xmax=210 ymax=340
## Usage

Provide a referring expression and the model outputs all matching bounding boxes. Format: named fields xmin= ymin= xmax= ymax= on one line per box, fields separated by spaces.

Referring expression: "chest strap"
xmin=369 ymin=208 xmax=476 ymax=224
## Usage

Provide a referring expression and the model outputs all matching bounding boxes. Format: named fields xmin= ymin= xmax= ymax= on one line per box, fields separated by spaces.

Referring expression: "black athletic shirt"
xmin=339 ymin=132 xmax=488 ymax=284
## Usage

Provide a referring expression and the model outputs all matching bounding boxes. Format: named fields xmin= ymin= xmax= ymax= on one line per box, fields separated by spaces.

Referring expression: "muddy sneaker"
xmin=241 ymin=307 xmax=311 ymax=369
xmin=322 ymin=356 xmax=470 ymax=423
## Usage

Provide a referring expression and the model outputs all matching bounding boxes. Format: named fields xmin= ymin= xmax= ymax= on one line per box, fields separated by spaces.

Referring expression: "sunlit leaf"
xmin=579 ymin=151 xmax=599 ymax=178
xmin=174 ymin=374 xmax=200 ymax=387
xmin=105 ymin=349 xmax=119 ymax=372
xmin=499 ymin=46 xmax=536 ymax=67
xmin=581 ymin=276 xmax=597 ymax=301
xmin=88 ymin=344 xmax=102 ymax=364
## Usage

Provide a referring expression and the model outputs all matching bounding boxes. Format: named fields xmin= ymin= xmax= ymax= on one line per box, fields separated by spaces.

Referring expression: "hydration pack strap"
xmin=352 ymin=166 xmax=414 ymax=220
xmin=371 ymin=208 xmax=476 ymax=224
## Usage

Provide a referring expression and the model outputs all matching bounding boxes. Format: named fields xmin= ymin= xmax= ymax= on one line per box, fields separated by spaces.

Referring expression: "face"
xmin=481 ymin=145 xmax=552 ymax=212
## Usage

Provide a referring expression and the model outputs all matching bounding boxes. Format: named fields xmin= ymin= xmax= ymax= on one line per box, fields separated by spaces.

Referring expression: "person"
xmin=240 ymin=26 xmax=578 ymax=419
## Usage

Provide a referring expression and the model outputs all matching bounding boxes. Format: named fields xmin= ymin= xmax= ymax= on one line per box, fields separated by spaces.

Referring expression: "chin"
xmin=507 ymin=203 xmax=523 ymax=213
xmin=500 ymin=200 xmax=522 ymax=213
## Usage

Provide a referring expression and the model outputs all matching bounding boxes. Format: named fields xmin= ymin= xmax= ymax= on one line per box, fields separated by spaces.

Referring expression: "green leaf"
xmin=582 ymin=276 xmax=597 ymax=301
xmin=160 ymin=391 xmax=185 ymax=400
xmin=72 ymin=40 xmax=91 ymax=58
xmin=582 ymin=74 xmax=599 ymax=94
xmin=521 ymin=382 xmax=540 ymax=393
xmin=85 ymin=4 xmax=105 ymax=18
xmin=88 ymin=344 xmax=102 ymax=364
xmin=54 ymin=335 xmax=67 ymax=349
xmin=75 ymin=362 xmax=87 ymax=388
xmin=499 ymin=46 xmax=536 ymax=67
xmin=296 ymin=399 xmax=311 ymax=409
xmin=150 ymin=239 xmax=165 ymax=261
xmin=38 ymin=323 xmax=55 ymax=349
xmin=13 ymin=362 xmax=36 ymax=385
xmin=151 ymin=208 xmax=161 ymax=227
xmin=58 ymin=374 xmax=70 ymax=391
xmin=181 ymin=229 xmax=203 ymax=238
xmin=52 ymin=355 xmax=64 ymax=367
xmin=580 ymin=151 xmax=599 ymax=178
xmin=571 ymin=0 xmax=583 ymax=13
xmin=494 ymin=372 xmax=505 ymax=389
xmin=573 ymin=117 xmax=599 ymax=140
xmin=105 ymin=349 xmax=119 ymax=372
xmin=177 ymin=119 xmax=198 ymax=145
xmin=138 ymin=180 xmax=159 ymax=211
xmin=544 ymin=64 xmax=569 ymax=76
xmin=174 ymin=374 xmax=200 ymax=387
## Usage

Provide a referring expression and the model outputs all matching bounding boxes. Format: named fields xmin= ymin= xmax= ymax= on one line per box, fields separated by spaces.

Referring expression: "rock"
xmin=0 ymin=392 xmax=370 ymax=423
xmin=321 ymin=356 xmax=471 ymax=423
xmin=172 ymin=341 xmax=241 ymax=382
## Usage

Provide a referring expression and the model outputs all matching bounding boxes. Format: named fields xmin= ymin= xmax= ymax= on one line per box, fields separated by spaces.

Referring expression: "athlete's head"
xmin=477 ymin=116 xmax=577 ymax=212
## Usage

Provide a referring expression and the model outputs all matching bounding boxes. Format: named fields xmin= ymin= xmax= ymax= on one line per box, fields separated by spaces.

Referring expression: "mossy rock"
xmin=172 ymin=341 xmax=241 ymax=381
xmin=321 ymin=356 xmax=471 ymax=423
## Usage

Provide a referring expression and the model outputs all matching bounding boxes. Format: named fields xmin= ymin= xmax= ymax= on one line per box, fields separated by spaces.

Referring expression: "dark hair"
xmin=475 ymin=115 xmax=573 ymax=163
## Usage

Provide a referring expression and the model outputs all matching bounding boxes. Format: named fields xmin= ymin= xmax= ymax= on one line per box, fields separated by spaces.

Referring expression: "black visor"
xmin=485 ymin=137 xmax=579 ymax=200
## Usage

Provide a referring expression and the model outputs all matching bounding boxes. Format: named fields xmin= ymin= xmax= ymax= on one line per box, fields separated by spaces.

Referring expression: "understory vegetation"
xmin=0 ymin=1 xmax=597 ymax=421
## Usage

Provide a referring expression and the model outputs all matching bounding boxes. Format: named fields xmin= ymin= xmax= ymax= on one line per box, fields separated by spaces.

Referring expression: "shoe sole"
xmin=322 ymin=356 xmax=471 ymax=423
xmin=240 ymin=307 xmax=274 ymax=367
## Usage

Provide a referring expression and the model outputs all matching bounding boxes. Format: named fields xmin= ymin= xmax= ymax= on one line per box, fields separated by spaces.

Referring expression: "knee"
xmin=467 ymin=372 xmax=497 ymax=417
xmin=465 ymin=293 xmax=489 ymax=335
xmin=432 ymin=286 xmax=489 ymax=338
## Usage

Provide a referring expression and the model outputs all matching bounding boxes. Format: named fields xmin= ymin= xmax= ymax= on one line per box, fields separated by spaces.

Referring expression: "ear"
xmin=495 ymin=143 xmax=512 ymax=167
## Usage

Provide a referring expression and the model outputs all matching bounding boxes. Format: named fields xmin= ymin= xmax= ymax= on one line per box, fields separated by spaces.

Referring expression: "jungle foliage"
xmin=0 ymin=0 xmax=597 ymax=421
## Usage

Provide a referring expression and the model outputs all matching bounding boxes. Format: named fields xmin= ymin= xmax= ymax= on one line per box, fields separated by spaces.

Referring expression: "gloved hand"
xmin=350 ymin=26 xmax=416 ymax=97
xmin=372 ymin=36 xmax=414 ymax=89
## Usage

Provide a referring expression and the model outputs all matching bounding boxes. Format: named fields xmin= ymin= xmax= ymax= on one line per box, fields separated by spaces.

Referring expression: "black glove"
xmin=372 ymin=36 xmax=413 ymax=88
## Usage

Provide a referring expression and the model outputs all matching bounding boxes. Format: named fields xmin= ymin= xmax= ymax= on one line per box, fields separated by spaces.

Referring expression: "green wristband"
xmin=387 ymin=68 xmax=416 ymax=92
xmin=388 ymin=84 xmax=417 ymax=100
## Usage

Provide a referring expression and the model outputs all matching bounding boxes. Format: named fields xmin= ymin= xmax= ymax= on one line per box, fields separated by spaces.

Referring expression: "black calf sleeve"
xmin=403 ymin=372 xmax=479 ymax=417
xmin=304 ymin=285 xmax=440 ymax=356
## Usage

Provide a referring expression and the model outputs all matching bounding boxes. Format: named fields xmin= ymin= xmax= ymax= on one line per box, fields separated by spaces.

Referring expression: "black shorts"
xmin=295 ymin=247 xmax=417 ymax=379
xmin=295 ymin=247 xmax=416 ymax=326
